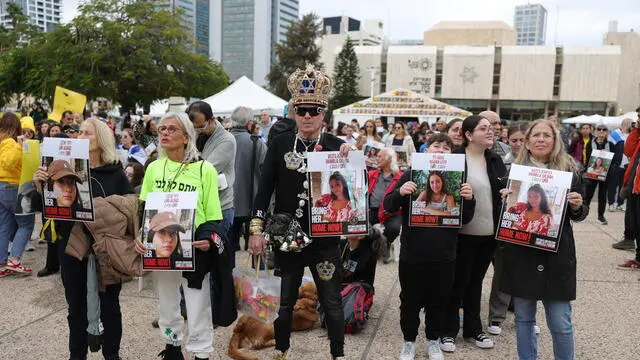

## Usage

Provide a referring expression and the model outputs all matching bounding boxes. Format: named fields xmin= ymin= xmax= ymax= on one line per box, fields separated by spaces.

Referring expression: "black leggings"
xmin=274 ymin=244 xmax=344 ymax=357
xmin=58 ymin=237 xmax=122 ymax=360
xmin=585 ymin=178 xmax=607 ymax=218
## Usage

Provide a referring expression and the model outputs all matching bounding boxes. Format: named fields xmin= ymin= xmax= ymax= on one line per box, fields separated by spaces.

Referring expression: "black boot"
xmin=88 ymin=333 xmax=102 ymax=352
xmin=157 ymin=344 xmax=184 ymax=360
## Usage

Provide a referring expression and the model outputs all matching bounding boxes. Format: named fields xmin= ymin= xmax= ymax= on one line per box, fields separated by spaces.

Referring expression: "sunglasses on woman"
xmin=596 ymin=127 xmax=607 ymax=131
xmin=294 ymin=106 xmax=325 ymax=117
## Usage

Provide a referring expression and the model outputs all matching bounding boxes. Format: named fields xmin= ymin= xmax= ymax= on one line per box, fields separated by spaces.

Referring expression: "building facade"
xmin=423 ymin=21 xmax=517 ymax=47
xmin=195 ymin=0 xmax=210 ymax=55
xmin=0 ymin=0 xmax=61 ymax=32
xmin=156 ymin=0 xmax=197 ymax=46
xmin=514 ymin=4 xmax=547 ymax=45
xmin=210 ymin=0 xmax=299 ymax=85
xmin=320 ymin=40 xmax=635 ymax=120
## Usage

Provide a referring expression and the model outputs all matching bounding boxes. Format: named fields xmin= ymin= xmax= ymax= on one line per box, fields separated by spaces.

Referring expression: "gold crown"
xmin=287 ymin=64 xmax=332 ymax=107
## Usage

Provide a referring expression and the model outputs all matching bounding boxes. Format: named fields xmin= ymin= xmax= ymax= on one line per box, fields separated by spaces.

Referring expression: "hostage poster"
xmin=363 ymin=141 xmax=385 ymax=168
xmin=41 ymin=138 xmax=94 ymax=222
xmin=307 ymin=151 xmax=368 ymax=237
xmin=496 ymin=164 xmax=573 ymax=252
xmin=141 ymin=192 xmax=197 ymax=271
xmin=392 ymin=146 xmax=409 ymax=170
xmin=584 ymin=149 xmax=614 ymax=181
xmin=409 ymin=153 xmax=465 ymax=227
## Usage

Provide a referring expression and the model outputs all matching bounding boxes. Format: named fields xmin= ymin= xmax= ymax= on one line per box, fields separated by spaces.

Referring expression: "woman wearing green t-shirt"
xmin=135 ymin=113 xmax=222 ymax=360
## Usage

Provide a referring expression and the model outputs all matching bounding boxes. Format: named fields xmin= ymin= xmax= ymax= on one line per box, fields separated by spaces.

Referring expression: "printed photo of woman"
xmin=415 ymin=171 xmax=456 ymax=216
xmin=147 ymin=211 xmax=185 ymax=259
xmin=46 ymin=159 xmax=83 ymax=208
xmin=507 ymin=183 xmax=553 ymax=236
xmin=587 ymin=157 xmax=606 ymax=176
xmin=314 ymin=172 xmax=356 ymax=222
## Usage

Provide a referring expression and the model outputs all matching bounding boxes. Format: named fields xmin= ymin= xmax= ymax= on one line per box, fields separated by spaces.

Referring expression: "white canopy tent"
xmin=202 ymin=76 xmax=287 ymax=117
xmin=332 ymin=89 xmax=471 ymax=127
xmin=562 ymin=112 xmax=639 ymax=129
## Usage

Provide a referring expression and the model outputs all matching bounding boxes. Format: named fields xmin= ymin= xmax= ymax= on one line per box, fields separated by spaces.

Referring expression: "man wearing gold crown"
xmin=249 ymin=65 xmax=353 ymax=360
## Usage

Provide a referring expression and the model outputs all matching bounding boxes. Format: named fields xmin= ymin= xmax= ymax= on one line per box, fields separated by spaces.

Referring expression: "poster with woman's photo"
xmin=15 ymin=140 xmax=41 ymax=215
xmin=141 ymin=192 xmax=197 ymax=271
xmin=41 ymin=138 xmax=94 ymax=222
xmin=496 ymin=164 xmax=573 ymax=252
xmin=392 ymin=146 xmax=409 ymax=170
xmin=308 ymin=151 xmax=368 ymax=237
xmin=584 ymin=149 xmax=614 ymax=181
xmin=363 ymin=141 xmax=385 ymax=168
xmin=409 ymin=153 xmax=465 ymax=227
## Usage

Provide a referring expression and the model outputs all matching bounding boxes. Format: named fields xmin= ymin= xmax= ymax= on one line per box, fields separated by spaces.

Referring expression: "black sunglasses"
xmin=295 ymin=106 xmax=325 ymax=117
xmin=65 ymin=129 xmax=77 ymax=134
xmin=597 ymin=128 xmax=607 ymax=131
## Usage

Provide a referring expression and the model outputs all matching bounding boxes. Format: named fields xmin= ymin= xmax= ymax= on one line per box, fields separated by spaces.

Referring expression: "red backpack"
xmin=321 ymin=282 xmax=374 ymax=334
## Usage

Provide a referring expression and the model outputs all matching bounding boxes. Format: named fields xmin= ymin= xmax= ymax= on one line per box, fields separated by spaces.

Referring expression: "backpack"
xmin=267 ymin=117 xmax=296 ymax=147
xmin=320 ymin=281 xmax=374 ymax=334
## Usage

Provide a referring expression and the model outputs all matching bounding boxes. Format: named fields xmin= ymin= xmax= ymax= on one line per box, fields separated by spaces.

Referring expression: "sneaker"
xmin=487 ymin=321 xmax=502 ymax=335
xmin=534 ymin=325 xmax=541 ymax=335
xmin=612 ymin=238 xmax=636 ymax=250
xmin=597 ymin=216 xmax=608 ymax=225
xmin=617 ymin=259 xmax=640 ymax=271
xmin=439 ymin=337 xmax=456 ymax=353
xmin=157 ymin=344 xmax=184 ymax=360
xmin=399 ymin=341 xmax=415 ymax=360
xmin=616 ymin=205 xmax=625 ymax=212
xmin=609 ymin=205 xmax=616 ymax=212
xmin=25 ymin=242 xmax=35 ymax=252
xmin=427 ymin=340 xmax=444 ymax=360
xmin=0 ymin=269 xmax=13 ymax=278
xmin=273 ymin=350 xmax=288 ymax=360
xmin=5 ymin=260 xmax=32 ymax=274
xmin=467 ymin=332 xmax=494 ymax=349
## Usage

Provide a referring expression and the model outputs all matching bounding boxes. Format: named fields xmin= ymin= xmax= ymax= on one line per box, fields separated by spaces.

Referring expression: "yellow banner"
xmin=19 ymin=140 xmax=40 ymax=186
xmin=49 ymin=86 xmax=86 ymax=122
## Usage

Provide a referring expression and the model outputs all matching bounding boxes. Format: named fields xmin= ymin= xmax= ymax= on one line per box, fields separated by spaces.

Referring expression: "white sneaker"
xmin=534 ymin=325 xmax=541 ymax=335
xmin=399 ymin=341 xmax=415 ymax=360
xmin=427 ymin=340 xmax=444 ymax=360
xmin=487 ymin=322 xmax=502 ymax=335
xmin=439 ymin=337 xmax=456 ymax=353
xmin=609 ymin=205 xmax=616 ymax=212
xmin=467 ymin=333 xmax=494 ymax=349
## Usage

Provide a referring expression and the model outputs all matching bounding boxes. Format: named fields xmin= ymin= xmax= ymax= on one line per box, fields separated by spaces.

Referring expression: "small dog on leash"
xmin=228 ymin=282 xmax=319 ymax=360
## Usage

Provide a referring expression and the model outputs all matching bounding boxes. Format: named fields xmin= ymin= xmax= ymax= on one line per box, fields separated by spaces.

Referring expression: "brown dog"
xmin=228 ymin=282 xmax=319 ymax=360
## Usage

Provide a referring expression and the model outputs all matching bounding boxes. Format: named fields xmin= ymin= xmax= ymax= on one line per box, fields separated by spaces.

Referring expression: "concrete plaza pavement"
xmin=0 ymin=204 xmax=639 ymax=360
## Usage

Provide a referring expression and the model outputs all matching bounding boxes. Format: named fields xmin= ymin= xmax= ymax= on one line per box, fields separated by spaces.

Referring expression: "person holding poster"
xmin=442 ymin=115 xmax=507 ymax=352
xmin=499 ymin=119 xmax=587 ymax=360
xmin=384 ymin=133 xmax=476 ymax=360
xmin=0 ymin=113 xmax=34 ymax=276
xmin=33 ymin=118 xmax=133 ymax=360
xmin=248 ymin=65 xmax=355 ymax=360
xmin=583 ymin=125 xmax=623 ymax=225
xmin=385 ymin=122 xmax=416 ymax=159
xmin=133 ymin=113 xmax=225 ymax=360
xmin=355 ymin=119 xmax=382 ymax=150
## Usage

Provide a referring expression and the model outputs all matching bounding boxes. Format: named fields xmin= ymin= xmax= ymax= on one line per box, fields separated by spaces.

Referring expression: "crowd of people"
xmin=0 ymin=64 xmax=639 ymax=360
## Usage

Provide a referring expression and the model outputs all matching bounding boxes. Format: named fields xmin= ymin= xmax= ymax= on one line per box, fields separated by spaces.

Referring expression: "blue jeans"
xmin=513 ymin=297 xmax=574 ymax=360
xmin=221 ymin=207 xmax=234 ymax=233
xmin=0 ymin=182 xmax=35 ymax=264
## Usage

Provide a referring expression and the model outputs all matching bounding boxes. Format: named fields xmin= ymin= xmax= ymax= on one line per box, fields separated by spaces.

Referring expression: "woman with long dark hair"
xmin=501 ymin=119 xmax=587 ymax=360
xmin=441 ymin=115 xmax=507 ymax=352
xmin=507 ymin=184 xmax=553 ymax=236
xmin=315 ymin=172 xmax=355 ymax=222
xmin=416 ymin=171 xmax=456 ymax=216
xmin=445 ymin=119 xmax=464 ymax=149
xmin=356 ymin=119 xmax=382 ymax=150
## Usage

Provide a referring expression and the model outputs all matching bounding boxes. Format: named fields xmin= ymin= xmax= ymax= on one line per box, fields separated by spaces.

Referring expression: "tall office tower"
xmin=156 ymin=0 xmax=197 ymax=44
xmin=514 ymin=3 xmax=547 ymax=45
xmin=0 ymin=0 xmax=61 ymax=32
xmin=195 ymin=0 xmax=210 ymax=55
xmin=210 ymin=0 xmax=299 ymax=85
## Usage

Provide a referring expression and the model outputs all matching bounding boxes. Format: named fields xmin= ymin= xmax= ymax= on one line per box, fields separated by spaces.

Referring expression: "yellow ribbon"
xmin=41 ymin=219 xmax=58 ymax=243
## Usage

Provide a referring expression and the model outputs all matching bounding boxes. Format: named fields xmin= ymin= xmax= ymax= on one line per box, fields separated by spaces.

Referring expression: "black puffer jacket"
xmin=500 ymin=172 xmax=588 ymax=301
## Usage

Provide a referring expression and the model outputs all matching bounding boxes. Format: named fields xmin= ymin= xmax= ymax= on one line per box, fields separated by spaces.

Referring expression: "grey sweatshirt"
xmin=200 ymin=121 xmax=237 ymax=211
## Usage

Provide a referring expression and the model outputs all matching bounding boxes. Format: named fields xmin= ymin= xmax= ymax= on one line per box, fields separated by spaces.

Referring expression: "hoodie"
xmin=0 ymin=138 xmax=22 ymax=185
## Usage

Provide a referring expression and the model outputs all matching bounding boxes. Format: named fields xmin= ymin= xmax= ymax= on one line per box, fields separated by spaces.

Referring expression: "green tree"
xmin=330 ymin=37 xmax=361 ymax=110
xmin=267 ymin=13 xmax=323 ymax=100
xmin=0 ymin=0 xmax=229 ymax=111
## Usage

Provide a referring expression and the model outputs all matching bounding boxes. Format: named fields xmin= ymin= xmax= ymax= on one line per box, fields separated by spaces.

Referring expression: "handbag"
xmin=264 ymin=213 xmax=312 ymax=252
xmin=233 ymin=255 xmax=281 ymax=323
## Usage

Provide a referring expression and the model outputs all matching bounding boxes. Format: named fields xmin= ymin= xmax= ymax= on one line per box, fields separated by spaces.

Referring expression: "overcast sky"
xmin=62 ymin=0 xmax=639 ymax=46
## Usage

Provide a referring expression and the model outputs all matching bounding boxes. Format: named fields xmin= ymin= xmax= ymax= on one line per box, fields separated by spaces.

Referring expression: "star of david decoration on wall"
xmin=459 ymin=66 xmax=479 ymax=84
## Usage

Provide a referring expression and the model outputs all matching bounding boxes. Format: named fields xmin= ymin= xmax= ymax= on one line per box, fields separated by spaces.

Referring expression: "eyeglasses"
xmin=294 ymin=106 xmax=325 ymax=117
xmin=395 ymin=127 xmax=403 ymax=130
xmin=597 ymin=128 xmax=607 ymax=131
xmin=157 ymin=125 xmax=182 ymax=135
xmin=64 ymin=129 xmax=77 ymax=134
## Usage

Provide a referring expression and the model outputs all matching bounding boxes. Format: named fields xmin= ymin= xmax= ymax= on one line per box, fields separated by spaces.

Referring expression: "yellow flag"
xmin=50 ymin=86 xmax=87 ymax=122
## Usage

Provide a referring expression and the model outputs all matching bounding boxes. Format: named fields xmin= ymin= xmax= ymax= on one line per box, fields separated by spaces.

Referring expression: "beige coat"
xmin=66 ymin=194 xmax=143 ymax=289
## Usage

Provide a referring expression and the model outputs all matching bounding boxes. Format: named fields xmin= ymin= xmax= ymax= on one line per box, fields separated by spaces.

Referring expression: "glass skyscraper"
xmin=514 ymin=4 xmax=547 ymax=45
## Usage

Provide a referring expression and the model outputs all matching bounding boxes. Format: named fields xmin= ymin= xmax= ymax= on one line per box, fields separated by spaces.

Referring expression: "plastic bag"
xmin=233 ymin=255 xmax=281 ymax=323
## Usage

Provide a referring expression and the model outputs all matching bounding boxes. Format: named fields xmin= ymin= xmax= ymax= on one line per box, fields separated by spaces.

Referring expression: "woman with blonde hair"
xmin=356 ymin=119 xmax=382 ymax=150
xmin=32 ymin=117 xmax=133 ymax=359
xmin=501 ymin=119 xmax=587 ymax=360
